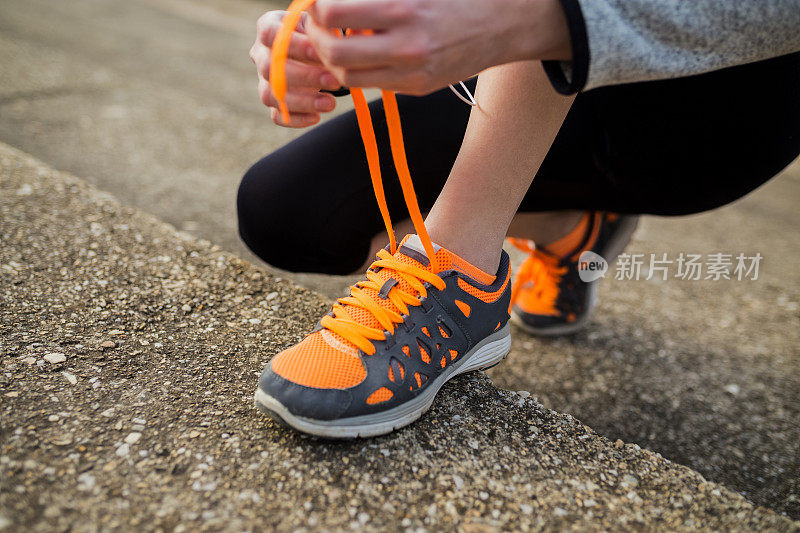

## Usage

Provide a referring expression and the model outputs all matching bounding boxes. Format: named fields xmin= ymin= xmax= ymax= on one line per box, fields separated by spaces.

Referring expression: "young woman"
xmin=240 ymin=0 xmax=800 ymax=437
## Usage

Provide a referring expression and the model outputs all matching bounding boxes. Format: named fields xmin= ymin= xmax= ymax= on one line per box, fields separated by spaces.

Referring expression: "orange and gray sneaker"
xmin=508 ymin=212 xmax=639 ymax=336
xmin=257 ymin=12 xmax=511 ymax=438
xmin=255 ymin=235 xmax=511 ymax=438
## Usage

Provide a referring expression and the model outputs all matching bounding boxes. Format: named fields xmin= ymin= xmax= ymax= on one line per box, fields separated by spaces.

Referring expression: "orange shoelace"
xmin=320 ymin=248 xmax=446 ymax=354
xmin=507 ymin=238 xmax=568 ymax=315
xmin=271 ymin=5 xmax=444 ymax=353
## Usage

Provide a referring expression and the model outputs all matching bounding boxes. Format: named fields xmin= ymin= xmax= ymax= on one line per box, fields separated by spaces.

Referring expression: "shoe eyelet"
xmin=383 ymin=329 xmax=396 ymax=345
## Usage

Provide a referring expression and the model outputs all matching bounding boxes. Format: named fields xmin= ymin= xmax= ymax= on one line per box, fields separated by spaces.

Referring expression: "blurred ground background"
xmin=1 ymin=0 xmax=798 ymax=518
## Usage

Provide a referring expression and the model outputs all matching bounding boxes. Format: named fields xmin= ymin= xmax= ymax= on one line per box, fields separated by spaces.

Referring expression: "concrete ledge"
xmin=1 ymin=143 xmax=795 ymax=531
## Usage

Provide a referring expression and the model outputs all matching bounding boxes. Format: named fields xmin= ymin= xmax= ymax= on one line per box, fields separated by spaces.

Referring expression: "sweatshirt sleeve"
xmin=543 ymin=0 xmax=800 ymax=94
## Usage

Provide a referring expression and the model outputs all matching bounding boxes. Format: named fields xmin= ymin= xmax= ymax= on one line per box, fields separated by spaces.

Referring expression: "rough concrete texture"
xmin=3 ymin=145 xmax=798 ymax=531
xmin=2 ymin=0 xmax=799 ymax=522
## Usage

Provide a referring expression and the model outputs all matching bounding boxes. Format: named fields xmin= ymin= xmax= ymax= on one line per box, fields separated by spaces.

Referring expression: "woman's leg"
xmin=425 ymin=61 xmax=575 ymax=274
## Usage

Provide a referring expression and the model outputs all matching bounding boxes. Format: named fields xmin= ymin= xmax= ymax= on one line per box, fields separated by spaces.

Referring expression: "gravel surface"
xmin=2 ymin=145 xmax=798 ymax=531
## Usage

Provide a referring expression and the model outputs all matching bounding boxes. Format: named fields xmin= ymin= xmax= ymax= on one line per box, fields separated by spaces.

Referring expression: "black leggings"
xmin=238 ymin=53 xmax=800 ymax=275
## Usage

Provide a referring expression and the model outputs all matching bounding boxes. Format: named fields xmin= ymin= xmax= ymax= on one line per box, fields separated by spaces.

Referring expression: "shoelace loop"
xmin=320 ymin=249 xmax=446 ymax=355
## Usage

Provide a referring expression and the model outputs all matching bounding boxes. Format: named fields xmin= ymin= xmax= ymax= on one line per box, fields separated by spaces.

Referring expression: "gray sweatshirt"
xmin=544 ymin=0 xmax=800 ymax=94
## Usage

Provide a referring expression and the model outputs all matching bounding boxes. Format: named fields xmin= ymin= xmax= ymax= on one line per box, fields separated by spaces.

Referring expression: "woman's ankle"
xmin=427 ymin=225 xmax=506 ymax=277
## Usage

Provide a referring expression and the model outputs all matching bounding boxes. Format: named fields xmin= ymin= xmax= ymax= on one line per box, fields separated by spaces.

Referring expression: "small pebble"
xmin=44 ymin=353 xmax=66 ymax=364
xmin=77 ymin=473 xmax=96 ymax=490
xmin=124 ymin=432 xmax=142 ymax=445
xmin=52 ymin=435 xmax=73 ymax=446
xmin=62 ymin=372 xmax=77 ymax=385
xmin=724 ymin=384 xmax=740 ymax=396
xmin=100 ymin=341 xmax=116 ymax=349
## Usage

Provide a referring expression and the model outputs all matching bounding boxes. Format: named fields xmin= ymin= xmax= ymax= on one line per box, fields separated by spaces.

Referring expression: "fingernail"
xmin=320 ymin=73 xmax=339 ymax=90
xmin=315 ymin=95 xmax=335 ymax=111
xmin=307 ymin=45 xmax=320 ymax=62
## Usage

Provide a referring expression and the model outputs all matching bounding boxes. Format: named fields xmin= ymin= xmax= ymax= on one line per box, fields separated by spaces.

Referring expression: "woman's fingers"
xmin=258 ymin=76 xmax=337 ymax=114
xmin=252 ymin=43 xmax=340 ymax=89
xmin=270 ymin=107 xmax=322 ymax=128
xmin=251 ymin=9 xmax=342 ymax=129
xmin=310 ymin=0 xmax=411 ymax=31
xmin=256 ymin=10 xmax=321 ymax=64
xmin=307 ymin=26 xmax=412 ymax=70
xmin=277 ymin=60 xmax=339 ymax=89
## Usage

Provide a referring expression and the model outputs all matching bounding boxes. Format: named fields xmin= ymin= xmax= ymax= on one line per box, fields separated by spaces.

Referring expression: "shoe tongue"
xmin=391 ymin=234 xmax=435 ymax=272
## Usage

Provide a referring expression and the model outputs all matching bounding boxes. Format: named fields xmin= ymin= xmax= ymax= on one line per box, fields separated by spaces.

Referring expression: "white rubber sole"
xmin=510 ymin=215 xmax=639 ymax=337
xmin=254 ymin=324 xmax=512 ymax=439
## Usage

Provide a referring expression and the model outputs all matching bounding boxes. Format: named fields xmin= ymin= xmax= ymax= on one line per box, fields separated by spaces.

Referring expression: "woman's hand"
xmin=250 ymin=10 xmax=343 ymax=127
xmin=305 ymin=0 xmax=572 ymax=95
